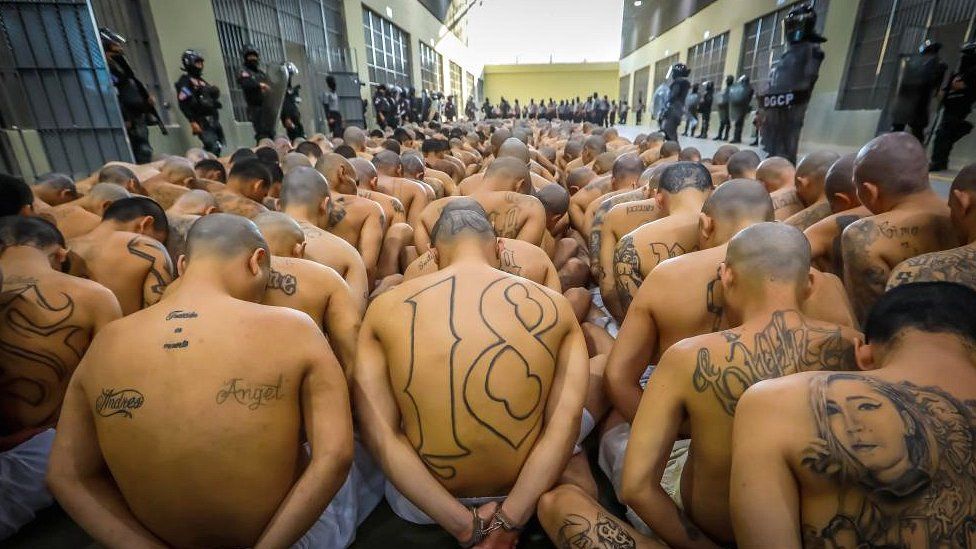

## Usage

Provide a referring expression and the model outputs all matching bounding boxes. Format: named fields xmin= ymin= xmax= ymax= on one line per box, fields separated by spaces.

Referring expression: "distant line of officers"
xmin=369 ymin=85 xmax=463 ymax=129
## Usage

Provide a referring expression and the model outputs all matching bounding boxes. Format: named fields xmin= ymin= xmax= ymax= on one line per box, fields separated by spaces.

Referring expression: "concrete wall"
xmin=483 ymin=62 xmax=620 ymax=105
xmin=618 ymin=0 xmax=974 ymax=164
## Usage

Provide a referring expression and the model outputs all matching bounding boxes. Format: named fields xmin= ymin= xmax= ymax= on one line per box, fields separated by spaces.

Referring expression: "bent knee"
xmin=539 ymin=484 xmax=589 ymax=516
xmin=560 ymin=257 xmax=590 ymax=289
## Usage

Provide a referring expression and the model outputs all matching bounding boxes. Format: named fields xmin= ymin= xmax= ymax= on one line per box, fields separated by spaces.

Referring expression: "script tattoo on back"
xmin=402 ymin=275 xmax=558 ymax=479
xmin=693 ymin=310 xmax=855 ymax=415
xmin=215 ymin=375 xmax=284 ymax=410
xmin=163 ymin=309 xmax=197 ymax=350
xmin=126 ymin=236 xmax=174 ymax=306
xmin=557 ymin=512 xmax=639 ymax=549
xmin=95 ymin=388 xmax=145 ymax=418
xmin=802 ymin=374 xmax=976 ymax=547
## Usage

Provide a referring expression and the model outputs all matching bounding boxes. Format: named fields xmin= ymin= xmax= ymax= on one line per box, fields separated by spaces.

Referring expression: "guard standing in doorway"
xmin=280 ymin=63 xmax=305 ymax=142
xmin=175 ymin=50 xmax=224 ymax=155
xmin=760 ymin=3 xmax=826 ymax=163
xmin=100 ymin=27 xmax=162 ymax=164
xmin=238 ymin=44 xmax=273 ymax=142
xmin=661 ymin=62 xmax=690 ymax=141
xmin=930 ymin=41 xmax=976 ymax=171
xmin=323 ymin=75 xmax=343 ymax=138
xmin=891 ymin=40 xmax=947 ymax=142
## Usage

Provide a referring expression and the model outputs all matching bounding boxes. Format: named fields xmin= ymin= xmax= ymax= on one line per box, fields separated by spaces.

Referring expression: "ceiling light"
xmin=634 ymin=1 xmax=642 ymax=6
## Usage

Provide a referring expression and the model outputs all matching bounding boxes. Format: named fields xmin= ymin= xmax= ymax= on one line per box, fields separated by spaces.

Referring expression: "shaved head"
xmin=314 ymin=152 xmax=357 ymax=193
xmin=564 ymin=139 xmax=583 ymax=160
xmin=712 ymin=145 xmax=740 ymax=166
xmin=567 ymin=167 xmax=598 ymax=191
xmin=484 ymin=157 xmax=532 ymax=193
xmin=612 ymin=153 xmax=644 ymax=181
xmin=430 ymin=208 xmax=495 ymax=246
xmin=659 ymin=162 xmax=713 ymax=194
xmin=185 ymin=213 xmax=269 ymax=262
xmin=490 ymin=128 xmax=512 ymax=155
xmin=279 ymin=166 xmax=330 ymax=209
xmin=660 ymin=141 xmax=681 ymax=158
xmin=702 ymin=179 xmax=774 ymax=224
xmin=727 ymin=150 xmax=761 ymax=179
xmin=950 ymin=163 xmax=976 ymax=193
xmin=725 ymin=222 xmax=811 ymax=286
xmin=161 ymin=157 xmax=195 ymax=183
xmin=349 ymin=157 xmax=377 ymax=187
xmin=797 ymin=151 xmax=841 ymax=182
xmin=98 ymin=164 xmax=138 ymax=186
xmin=536 ymin=183 xmax=570 ymax=216
xmin=678 ymin=147 xmax=701 ymax=162
xmin=89 ymin=182 xmax=130 ymax=203
xmin=854 ymin=132 xmax=930 ymax=196
xmin=583 ymin=135 xmax=607 ymax=154
xmin=372 ymin=150 xmax=402 ymax=175
xmin=282 ymin=152 xmax=312 ymax=174
xmin=170 ymin=189 xmax=216 ymax=215
xmin=593 ymin=151 xmax=620 ymax=175
xmin=402 ymin=154 xmax=425 ymax=179
xmin=824 ymin=153 xmax=857 ymax=199
xmin=497 ymin=138 xmax=530 ymax=164
xmin=756 ymin=157 xmax=796 ymax=191
xmin=253 ymin=211 xmax=305 ymax=256
xmin=343 ymin=127 xmax=366 ymax=150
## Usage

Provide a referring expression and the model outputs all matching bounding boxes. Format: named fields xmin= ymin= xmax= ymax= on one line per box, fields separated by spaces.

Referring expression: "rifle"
xmin=118 ymin=55 xmax=169 ymax=136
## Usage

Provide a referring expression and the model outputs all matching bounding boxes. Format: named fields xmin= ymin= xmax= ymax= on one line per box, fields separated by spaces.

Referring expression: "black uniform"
xmin=107 ymin=53 xmax=155 ymax=164
xmin=176 ymin=74 xmax=224 ymax=155
xmin=715 ymin=77 xmax=733 ymax=140
xmin=373 ymin=90 xmax=390 ymax=129
xmin=891 ymin=50 xmax=947 ymax=142
xmin=728 ymin=77 xmax=754 ymax=144
xmin=931 ymin=44 xmax=976 ymax=171
xmin=697 ymin=83 xmax=714 ymax=138
xmin=280 ymin=80 xmax=305 ymax=142
xmin=662 ymin=75 xmax=690 ymax=141
xmin=465 ymin=98 xmax=476 ymax=120
xmin=239 ymin=64 xmax=273 ymax=142
xmin=760 ymin=5 xmax=825 ymax=163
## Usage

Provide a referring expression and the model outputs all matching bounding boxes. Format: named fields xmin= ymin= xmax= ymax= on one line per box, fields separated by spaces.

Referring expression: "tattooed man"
xmin=47 ymin=214 xmax=353 ymax=548
xmin=784 ymin=150 xmax=841 ymax=231
xmin=841 ymin=132 xmax=956 ymax=322
xmin=372 ymin=150 xmax=431 ymax=227
xmin=348 ymin=157 xmax=416 ymax=281
xmin=888 ymin=164 xmax=976 ymax=292
xmin=804 ymin=153 xmax=872 ymax=276
xmin=0 ymin=217 xmax=120 ymax=539
xmin=732 ymin=282 xmax=976 ymax=548
xmin=355 ymin=207 xmax=588 ymax=547
xmin=756 ymin=156 xmax=803 ymax=221
xmin=67 ymin=196 xmax=174 ymax=315
xmin=212 ymin=158 xmax=270 ymax=219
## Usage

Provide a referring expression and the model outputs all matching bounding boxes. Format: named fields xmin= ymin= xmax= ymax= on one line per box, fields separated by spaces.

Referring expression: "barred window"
xmin=739 ymin=0 xmax=830 ymax=95
xmin=450 ymin=61 xmax=462 ymax=97
xmin=363 ymin=7 xmax=411 ymax=88
xmin=838 ymin=0 xmax=975 ymax=110
xmin=633 ymin=65 xmax=651 ymax=108
xmin=619 ymin=73 xmax=632 ymax=104
xmin=653 ymin=53 xmax=679 ymax=91
xmin=687 ymin=32 xmax=729 ymax=93
xmin=419 ymin=42 xmax=444 ymax=93
xmin=465 ymin=70 xmax=476 ymax=101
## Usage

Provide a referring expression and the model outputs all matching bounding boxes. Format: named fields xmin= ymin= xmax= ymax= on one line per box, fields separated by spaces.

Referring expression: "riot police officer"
xmin=373 ymin=85 xmax=390 ymax=129
xmin=728 ymin=75 xmax=754 ymax=143
xmin=760 ymin=3 xmax=826 ymax=163
xmin=280 ymin=63 xmax=305 ymax=142
xmin=714 ymin=75 xmax=734 ymax=140
xmin=930 ymin=41 xmax=976 ymax=171
xmin=891 ymin=40 xmax=947 ymax=142
xmin=238 ymin=44 xmax=273 ymax=142
xmin=661 ymin=63 xmax=691 ymax=141
xmin=697 ymin=81 xmax=714 ymax=138
xmin=100 ymin=27 xmax=160 ymax=164
xmin=175 ymin=50 xmax=224 ymax=155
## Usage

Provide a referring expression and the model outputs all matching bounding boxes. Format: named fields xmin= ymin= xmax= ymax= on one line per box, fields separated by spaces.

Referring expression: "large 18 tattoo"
xmin=557 ymin=513 xmax=639 ymax=549
xmin=613 ymin=235 xmax=642 ymax=311
xmin=693 ymin=310 xmax=856 ymax=415
xmin=403 ymin=276 xmax=557 ymax=479
xmin=126 ymin=236 xmax=174 ymax=306
xmin=887 ymin=244 xmax=976 ymax=292
xmin=0 ymin=280 xmax=85 ymax=417
xmin=802 ymin=374 xmax=976 ymax=547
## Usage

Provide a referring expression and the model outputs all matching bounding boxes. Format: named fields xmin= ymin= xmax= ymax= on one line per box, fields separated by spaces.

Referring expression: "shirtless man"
xmin=706 ymin=145 xmax=739 ymax=186
xmin=95 ymin=164 xmax=146 ymax=196
xmin=887 ymin=164 xmax=976 ymax=291
xmin=165 ymin=190 xmax=219 ymax=265
xmin=48 ymin=183 xmax=130 ymax=239
xmin=279 ymin=166 xmax=369 ymax=312
xmin=731 ymin=282 xmax=976 ymax=548
xmin=193 ymin=158 xmax=226 ymax=183
xmin=726 ymin=150 xmax=760 ymax=180
xmin=784 ymin=151 xmax=840 ymax=230
xmin=30 ymin=173 xmax=77 ymax=206
xmin=842 ymin=132 xmax=956 ymax=322
xmin=213 ymin=158 xmax=271 ymax=219
xmin=47 ymin=214 xmax=353 ymax=548
xmin=0 ymin=217 xmax=121 ymax=539
xmin=648 ymin=141 xmax=680 ymax=168
xmin=372 ymin=150 xmax=430 ymax=226
xmin=354 ymin=207 xmax=588 ymax=547
xmin=565 ymin=166 xmax=598 ymax=195
xmin=570 ymin=162 xmax=630 ymax=236
xmin=140 ymin=157 xmax=194 ymax=210
xmin=252 ymin=212 xmax=360 ymax=374
xmin=538 ymin=223 xmax=861 ymax=548
xmin=804 ymin=153 xmax=872 ymax=276
xmin=757 ymin=156 xmax=803 ymax=221
xmin=68 ymin=197 xmax=173 ymax=316
xmin=349 ymin=157 xmax=407 ymax=226
xmin=587 ymin=155 xmax=646 ymax=276
xmin=606 ymin=180 xmax=856 ymax=422
xmin=344 ymin=126 xmax=373 ymax=159
xmin=639 ymin=133 xmax=666 ymax=166
xmin=315 ymin=153 xmax=385 ymax=284
xmin=613 ymin=162 xmax=713 ymax=311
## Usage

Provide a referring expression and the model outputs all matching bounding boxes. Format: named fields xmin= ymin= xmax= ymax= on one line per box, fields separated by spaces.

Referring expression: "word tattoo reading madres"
xmin=95 ymin=388 xmax=145 ymax=419
xmin=215 ymin=375 xmax=284 ymax=410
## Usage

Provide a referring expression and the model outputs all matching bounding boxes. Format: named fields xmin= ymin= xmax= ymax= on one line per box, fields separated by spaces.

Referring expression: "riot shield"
xmin=258 ymin=63 xmax=289 ymax=138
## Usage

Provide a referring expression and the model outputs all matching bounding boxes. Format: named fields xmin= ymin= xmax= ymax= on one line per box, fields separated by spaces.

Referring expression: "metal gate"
xmin=0 ymin=0 xmax=131 ymax=179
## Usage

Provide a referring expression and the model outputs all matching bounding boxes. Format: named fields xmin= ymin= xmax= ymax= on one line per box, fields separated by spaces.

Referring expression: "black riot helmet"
xmin=704 ymin=81 xmax=714 ymax=92
xmin=181 ymin=49 xmax=205 ymax=76
xmin=667 ymin=62 xmax=690 ymax=79
xmin=918 ymin=40 xmax=942 ymax=55
xmin=725 ymin=75 xmax=735 ymax=86
xmin=99 ymin=27 xmax=126 ymax=49
xmin=783 ymin=4 xmax=825 ymax=44
xmin=326 ymin=75 xmax=337 ymax=92
xmin=961 ymin=41 xmax=976 ymax=72
xmin=241 ymin=44 xmax=259 ymax=59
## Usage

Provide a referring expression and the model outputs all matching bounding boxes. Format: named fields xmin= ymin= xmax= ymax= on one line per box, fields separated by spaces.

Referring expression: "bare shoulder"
xmin=275 ymin=256 xmax=345 ymax=286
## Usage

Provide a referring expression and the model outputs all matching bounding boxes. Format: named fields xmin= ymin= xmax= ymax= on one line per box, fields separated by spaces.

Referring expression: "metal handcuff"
xmin=458 ymin=504 xmax=521 ymax=548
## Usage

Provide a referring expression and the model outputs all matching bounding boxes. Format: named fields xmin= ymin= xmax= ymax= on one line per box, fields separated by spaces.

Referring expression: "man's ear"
xmin=137 ymin=215 xmax=153 ymax=235
xmin=97 ymin=200 xmax=113 ymax=216
xmin=831 ymin=192 xmax=854 ymax=212
xmin=859 ymin=182 xmax=880 ymax=209
xmin=203 ymin=205 xmax=218 ymax=215
xmin=719 ymin=261 xmax=733 ymax=289
xmin=854 ymin=339 xmax=878 ymax=371
xmin=952 ymin=188 xmax=972 ymax=215
xmin=319 ymin=194 xmax=331 ymax=213
xmin=54 ymin=247 xmax=69 ymax=266
xmin=177 ymin=254 xmax=188 ymax=276
xmin=293 ymin=241 xmax=306 ymax=258
xmin=59 ymin=189 xmax=76 ymax=202
xmin=699 ymin=212 xmax=714 ymax=244
xmin=248 ymin=247 xmax=267 ymax=275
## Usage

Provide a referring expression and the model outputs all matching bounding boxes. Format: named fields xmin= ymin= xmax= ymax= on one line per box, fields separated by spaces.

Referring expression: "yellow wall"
xmin=483 ymin=62 xmax=620 ymax=104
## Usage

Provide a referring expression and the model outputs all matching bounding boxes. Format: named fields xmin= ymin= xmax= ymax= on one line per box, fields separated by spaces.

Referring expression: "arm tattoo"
xmin=215 ymin=374 xmax=284 ymax=410
xmin=786 ymin=202 xmax=832 ymax=231
xmin=127 ymin=236 xmax=174 ymax=306
xmin=887 ymin=245 xmax=976 ymax=292
xmin=613 ymin=235 xmax=642 ymax=311
xmin=558 ymin=512 xmax=639 ymax=549
xmin=498 ymin=246 xmax=524 ymax=277
xmin=831 ymin=214 xmax=862 ymax=276
xmin=693 ymin=310 xmax=855 ymax=415
xmin=802 ymin=374 xmax=976 ymax=548
xmin=326 ymin=198 xmax=347 ymax=227
xmin=841 ymin=219 xmax=886 ymax=320
xmin=268 ymin=269 xmax=298 ymax=295
xmin=401 ymin=276 xmax=558 ymax=479
xmin=95 ymin=388 xmax=145 ymax=418
xmin=706 ymin=268 xmax=724 ymax=332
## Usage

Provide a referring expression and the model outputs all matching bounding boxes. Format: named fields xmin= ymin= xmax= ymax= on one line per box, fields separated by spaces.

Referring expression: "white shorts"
xmin=598 ymin=423 xmax=689 ymax=536
xmin=292 ymin=437 xmax=385 ymax=548
xmin=0 ymin=429 xmax=55 ymax=540
xmin=385 ymin=481 xmax=506 ymax=525
xmin=573 ymin=408 xmax=597 ymax=455
xmin=589 ymin=287 xmax=620 ymax=338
